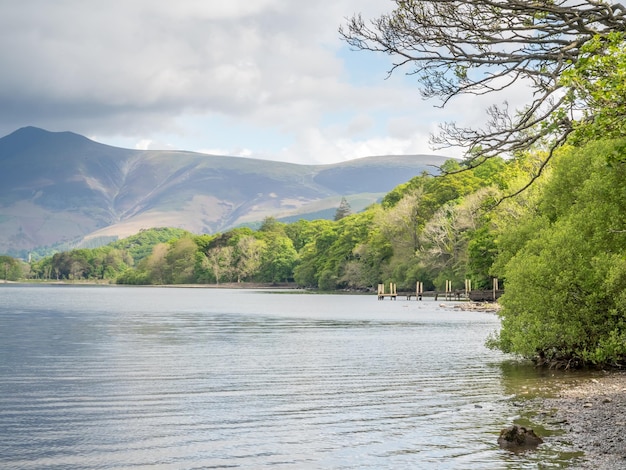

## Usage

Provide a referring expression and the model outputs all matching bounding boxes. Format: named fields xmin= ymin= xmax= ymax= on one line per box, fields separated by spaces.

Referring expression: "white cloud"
xmin=273 ymin=126 xmax=447 ymax=165
xmin=135 ymin=139 xmax=153 ymax=151
xmin=198 ymin=146 xmax=254 ymax=158
xmin=131 ymin=139 xmax=179 ymax=151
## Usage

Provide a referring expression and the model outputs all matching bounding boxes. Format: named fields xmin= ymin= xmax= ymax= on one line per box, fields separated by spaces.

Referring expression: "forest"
xmin=5 ymin=1 xmax=626 ymax=368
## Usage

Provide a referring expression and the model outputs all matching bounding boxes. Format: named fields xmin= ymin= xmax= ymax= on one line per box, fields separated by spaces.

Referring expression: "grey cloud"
xmin=0 ymin=0 xmax=414 ymax=144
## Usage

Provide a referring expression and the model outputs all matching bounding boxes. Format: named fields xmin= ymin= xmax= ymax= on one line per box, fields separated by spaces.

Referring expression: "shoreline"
xmin=528 ymin=371 xmax=626 ymax=468
xmin=1 ymin=280 xmax=301 ymax=289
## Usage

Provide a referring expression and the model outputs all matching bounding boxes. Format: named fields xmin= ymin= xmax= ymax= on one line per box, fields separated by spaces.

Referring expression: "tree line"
xmin=21 ymin=157 xmax=508 ymax=290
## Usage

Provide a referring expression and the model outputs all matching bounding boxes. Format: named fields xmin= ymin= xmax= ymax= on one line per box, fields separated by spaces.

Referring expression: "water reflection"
xmin=499 ymin=359 xmax=604 ymax=399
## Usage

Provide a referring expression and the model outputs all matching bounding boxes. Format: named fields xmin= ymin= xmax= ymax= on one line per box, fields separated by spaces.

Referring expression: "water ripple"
xmin=0 ymin=286 xmax=529 ymax=469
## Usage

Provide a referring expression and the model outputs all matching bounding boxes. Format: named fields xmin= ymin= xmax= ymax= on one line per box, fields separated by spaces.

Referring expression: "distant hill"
xmin=0 ymin=127 xmax=451 ymax=256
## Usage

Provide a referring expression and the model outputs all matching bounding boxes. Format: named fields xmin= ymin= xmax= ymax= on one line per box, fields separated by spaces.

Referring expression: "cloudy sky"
xmin=0 ymin=0 xmax=510 ymax=164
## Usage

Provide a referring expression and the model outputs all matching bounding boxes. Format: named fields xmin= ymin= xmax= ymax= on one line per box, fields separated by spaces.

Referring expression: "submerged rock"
xmin=498 ymin=425 xmax=543 ymax=450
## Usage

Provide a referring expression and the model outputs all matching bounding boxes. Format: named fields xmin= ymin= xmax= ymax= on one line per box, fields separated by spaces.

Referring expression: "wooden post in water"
xmin=445 ymin=280 xmax=451 ymax=301
xmin=465 ymin=279 xmax=471 ymax=300
xmin=416 ymin=281 xmax=423 ymax=301
xmin=377 ymin=282 xmax=397 ymax=300
xmin=492 ymin=278 xmax=499 ymax=301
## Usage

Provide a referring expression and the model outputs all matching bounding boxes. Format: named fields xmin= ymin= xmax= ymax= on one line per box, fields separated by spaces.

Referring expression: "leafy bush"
xmin=489 ymin=140 xmax=626 ymax=367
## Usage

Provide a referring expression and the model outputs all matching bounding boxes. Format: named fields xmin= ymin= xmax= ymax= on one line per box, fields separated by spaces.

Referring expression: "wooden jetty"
xmin=377 ymin=282 xmax=397 ymax=300
xmin=378 ymin=279 xmax=503 ymax=302
xmin=468 ymin=289 xmax=504 ymax=302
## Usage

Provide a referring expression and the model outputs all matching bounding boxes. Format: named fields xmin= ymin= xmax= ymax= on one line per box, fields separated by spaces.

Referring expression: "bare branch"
xmin=340 ymin=0 xmax=626 ymax=171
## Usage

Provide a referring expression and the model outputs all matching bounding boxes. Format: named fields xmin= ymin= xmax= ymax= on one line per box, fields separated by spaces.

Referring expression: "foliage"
xmin=284 ymin=219 xmax=333 ymax=252
xmin=561 ymin=32 xmax=626 ymax=148
xmin=29 ymin=227 xmax=187 ymax=282
xmin=232 ymin=235 xmax=265 ymax=282
xmin=201 ymin=245 xmax=235 ymax=285
xmin=165 ymin=237 xmax=197 ymax=284
xmin=465 ymin=225 xmax=497 ymax=289
xmin=108 ymin=227 xmax=190 ymax=263
xmin=294 ymin=211 xmax=388 ymax=290
xmin=258 ymin=216 xmax=285 ymax=234
xmin=22 ymin=156 xmax=506 ymax=292
xmin=489 ymin=140 xmax=626 ymax=367
xmin=419 ymin=189 xmax=491 ymax=290
xmin=0 ymin=255 xmax=25 ymax=281
xmin=258 ymin=235 xmax=298 ymax=283
xmin=30 ymin=247 xmax=132 ymax=281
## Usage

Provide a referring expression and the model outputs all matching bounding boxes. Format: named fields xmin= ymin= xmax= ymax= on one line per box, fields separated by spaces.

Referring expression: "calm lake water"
xmin=0 ymin=285 xmax=583 ymax=468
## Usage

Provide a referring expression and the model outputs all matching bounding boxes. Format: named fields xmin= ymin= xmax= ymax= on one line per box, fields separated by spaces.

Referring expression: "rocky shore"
xmin=453 ymin=301 xmax=501 ymax=312
xmin=529 ymin=371 xmax=626 ymax=469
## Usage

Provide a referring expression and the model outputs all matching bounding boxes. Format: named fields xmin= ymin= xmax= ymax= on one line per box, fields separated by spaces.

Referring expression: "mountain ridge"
xmin=0 ymin=127 xmax=451 ymax=256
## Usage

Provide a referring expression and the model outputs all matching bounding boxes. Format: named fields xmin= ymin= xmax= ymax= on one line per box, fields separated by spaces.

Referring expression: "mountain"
xmin=0 ymin=127 xmax=450 ymax=256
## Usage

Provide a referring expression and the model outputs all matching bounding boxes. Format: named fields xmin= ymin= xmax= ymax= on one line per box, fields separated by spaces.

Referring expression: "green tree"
xmin=32 ymin=228 xmax=185 ymax=283
xmin=31 ymin=257 xmax=53 ymax=280
xmin=349 ymin=225 xmax=393 ymax=288
xmin=294 ymin=211 xmax=388 ymax=290
xmin=258 ymin=216 xmax=285 ymax=234
xmin=294 ymin=222 xmax=338 ymax=287
xmin=465 ymin=225 xmax=498 ymax=289
xmin=285 ymin=219 xmax=334 ymax=252
xmin=193 ymin=233 xmax=217 ymax=253
xmin=233 ymin=235 xmax=265 ymax=282
xmin=0 ymin=256 xmax=23 ymax=281
xmin=142 ymin=243 xmax=169 ymax=284
xmin=374 ymin=189 xmax=422 ymax=256
xmin=489 ymin=139 xmax=626 ymax=367
xmin=293 ymin=241 xmax=320 ymax=287
xmin=165 ymin=237 xmax=197 ymax=284
xmin=259 ymin=235 xmax=298 ymax=283
xmin=204 ymin=245 xmax=235 ymax=285
xmin=103 ymin=249 xmax=133 ymax=279
xmin=324 ymin=212 xmax=375 ymax=288
xmin=334 ymin=197 xmax=352 ymax=221
xmin=49 ymin=251 xmax=90 ymax=280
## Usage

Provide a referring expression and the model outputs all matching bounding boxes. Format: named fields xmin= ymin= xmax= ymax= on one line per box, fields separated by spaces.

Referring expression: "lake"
xmin=0 ymin=285 xmax=581 ymax=468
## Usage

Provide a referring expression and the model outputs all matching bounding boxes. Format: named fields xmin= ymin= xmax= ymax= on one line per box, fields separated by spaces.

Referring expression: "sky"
xmin=0 ymin=0 xmax=523 ymax=164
